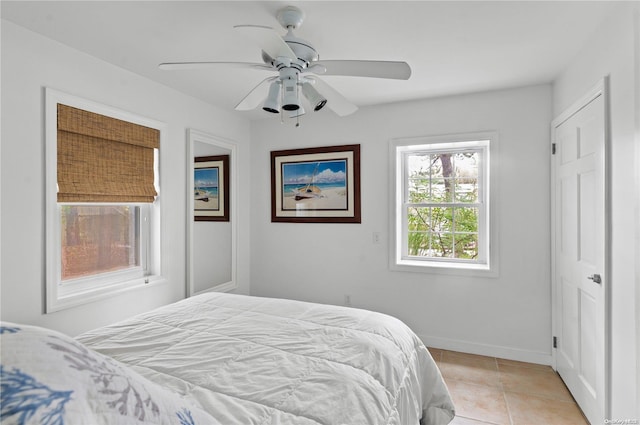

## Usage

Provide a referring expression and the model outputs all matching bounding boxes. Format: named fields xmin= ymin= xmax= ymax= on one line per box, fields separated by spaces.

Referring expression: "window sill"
xmin=391 ymin=259 xmax=498 ymax=278
xmin=47 ymin=275 xmax=167 ymax=313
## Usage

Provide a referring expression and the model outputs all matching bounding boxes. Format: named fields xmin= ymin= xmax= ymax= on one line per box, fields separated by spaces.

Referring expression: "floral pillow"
xmin=0 ymin=322 xmax=221 ymax=425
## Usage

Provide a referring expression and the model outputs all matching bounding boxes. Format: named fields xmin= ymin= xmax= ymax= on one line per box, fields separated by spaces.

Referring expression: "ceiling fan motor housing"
xmin=260 ymin=6 xmax=318 ymax=69
xmin=261 ymin=32 xmax=319 ymax=70
xmin=283 ymin=32 xmax=319 ymax=63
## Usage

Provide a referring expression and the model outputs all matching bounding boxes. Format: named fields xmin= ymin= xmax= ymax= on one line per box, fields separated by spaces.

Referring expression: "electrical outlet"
xmin=372 ymin=232 xmax=381 ymax=244
xmin=344 ymin=294 xmax=351 ymax=306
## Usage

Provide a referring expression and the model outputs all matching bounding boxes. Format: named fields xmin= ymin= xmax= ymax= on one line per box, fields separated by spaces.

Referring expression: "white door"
xmin=552 ymin=81 xmax=609 ymax=425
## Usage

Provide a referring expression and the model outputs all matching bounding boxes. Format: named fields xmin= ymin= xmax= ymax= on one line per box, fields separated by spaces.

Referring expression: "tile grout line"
xmin=502 ymin=389 xmax=516 ymax=425
xmin=494 ymin=355 xmax=517 ymax=425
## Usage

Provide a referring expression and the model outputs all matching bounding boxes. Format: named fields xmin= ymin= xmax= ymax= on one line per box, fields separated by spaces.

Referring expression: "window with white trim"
xmin=391 ymin=134 xmax=496 ymax=274
xmin=45 ymin=89 xmax=165 ymax=312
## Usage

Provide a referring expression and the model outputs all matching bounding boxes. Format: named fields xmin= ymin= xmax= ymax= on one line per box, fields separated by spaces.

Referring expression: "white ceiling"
xmin=2 ymin=1 xmax=616 ymax=119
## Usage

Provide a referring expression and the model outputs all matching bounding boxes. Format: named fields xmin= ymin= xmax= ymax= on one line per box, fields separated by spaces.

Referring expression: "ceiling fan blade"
xmin=235 ymin=76 xmax=278 ymax=111
xmin=234 ymin=25 xmax=297 ymax=61
xmin=159 ymin=62 xmax=272 ymax=71
xmin=308 ymin=77 xmax=358 ymax=117
xmin=312 ymin=60 xmax=411 ymax=80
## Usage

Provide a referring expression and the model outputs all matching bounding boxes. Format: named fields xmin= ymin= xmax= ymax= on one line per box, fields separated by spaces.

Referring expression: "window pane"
xmin=431 ymin=207 xmax=453 ymax=232
xmin=407 ymin=153 xmax=434 ymax=177
xmin=454 ymin=233 xmax=478 ymax=259
xmin=454 ymin=207 xmax=478 ymax=233
xmin=431 ymin=154 xmax=454 ymax=202
xmin=453 ymin=152 xmax=479 ymax=202
xmin=453 ymin=207 xmax=478 ymax=259
xmin=407 ymin=207 xmax=430 ymax=256
xmin=60 ymin=206 xmax=140 ymax=281
xmin=454 ymin=179 xmax=478 ymax=203
xmin=408 ymin=206 xmax=430 ymax=229
xmin=407 ymin=153 xmax=433 ymax=203
xmin=408 ymin=177 xmax=430 ymax=203
xmin=430 ymin=232 xmax=454 ymax=258
xmin=407 ymin=231 xmax=430 ymax=256
xmin=431 ymin=179 xmax=453 ymax=202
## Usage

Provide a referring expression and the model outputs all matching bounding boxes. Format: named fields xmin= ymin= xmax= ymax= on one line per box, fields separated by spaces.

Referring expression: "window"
xmin=390 ymin=133 xmax=497 ymax=275
xmin=59 ymin=205 xmax=147 ymax=287
xmin=45 ymin=89 xmax=166 ymax=312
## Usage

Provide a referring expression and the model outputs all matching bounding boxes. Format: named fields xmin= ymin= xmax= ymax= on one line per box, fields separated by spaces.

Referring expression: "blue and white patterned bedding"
xmin=0 ymin=323 xmax=220 ymax=425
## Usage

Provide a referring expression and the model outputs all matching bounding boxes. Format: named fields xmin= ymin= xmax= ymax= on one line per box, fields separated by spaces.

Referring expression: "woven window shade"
xmin=57 ymin=104 xmax=159 ymax=203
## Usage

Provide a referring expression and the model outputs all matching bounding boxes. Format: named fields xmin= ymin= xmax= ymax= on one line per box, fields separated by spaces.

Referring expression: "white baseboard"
xmin=418 ymin=334 xmax=553 ymax=366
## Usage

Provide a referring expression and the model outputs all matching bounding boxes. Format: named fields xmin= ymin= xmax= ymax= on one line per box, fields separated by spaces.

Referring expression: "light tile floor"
xmin=427 ymin=348 xmax=589 ymax=425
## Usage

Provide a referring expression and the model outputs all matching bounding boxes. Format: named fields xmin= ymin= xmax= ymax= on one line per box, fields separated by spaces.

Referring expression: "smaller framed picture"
xmin=271 ymin=144 xmax=361 ymax=223
xmin=194 ymin=155 xmax=229 ymax=221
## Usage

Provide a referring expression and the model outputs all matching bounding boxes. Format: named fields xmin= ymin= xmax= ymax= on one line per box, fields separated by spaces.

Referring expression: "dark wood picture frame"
xmin=194 ymin=155 xmax=229 ymax=222
xmin=271 ymin=144 xmax=361 ymax=223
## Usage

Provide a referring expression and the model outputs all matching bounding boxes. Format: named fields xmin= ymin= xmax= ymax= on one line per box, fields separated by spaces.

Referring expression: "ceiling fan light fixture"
xmin=302 ymin=82 xmax=327 ymax=112
xmin=263 ymin=80 xmax=282 ymax=113
xmin=281 ymin=78 xmax=300 ymax=111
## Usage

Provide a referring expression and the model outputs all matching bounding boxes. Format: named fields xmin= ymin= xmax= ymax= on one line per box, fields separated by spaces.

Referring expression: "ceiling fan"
xmin=159 ymin=6 xmax=411 ymax=120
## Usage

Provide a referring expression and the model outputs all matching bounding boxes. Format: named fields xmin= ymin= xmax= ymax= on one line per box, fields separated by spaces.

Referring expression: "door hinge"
xmin=552 ymin=143 xmax=556 ymax=155
xmin=553 ymin=336 xmax=558 ymax=348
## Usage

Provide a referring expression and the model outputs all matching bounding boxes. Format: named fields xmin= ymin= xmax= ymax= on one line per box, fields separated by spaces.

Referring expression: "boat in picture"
xmin=194 ymin=188 xmax=210 ymax=202
xmin=294 ymin=184 xmax=322 ymax=201
xmin=292 ymin=163 xmax=323 ymax=201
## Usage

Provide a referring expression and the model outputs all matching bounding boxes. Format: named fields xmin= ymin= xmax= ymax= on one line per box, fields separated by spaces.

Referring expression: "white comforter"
xmin=77 ymin=293 xmax=455 ymax=425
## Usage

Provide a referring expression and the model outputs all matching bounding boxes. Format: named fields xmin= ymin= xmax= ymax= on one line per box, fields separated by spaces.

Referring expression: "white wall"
xmin=0 ymin=21 xmax=252 ymax=336
xmin=250 ymin=84 xmax=553 ymax=364
xmin=552 ymin=2 xmax=639 ymax=419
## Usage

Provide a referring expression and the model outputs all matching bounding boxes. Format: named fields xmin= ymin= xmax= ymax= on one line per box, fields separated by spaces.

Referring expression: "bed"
xmin=1 ymin=292 xmax=455 ymax=424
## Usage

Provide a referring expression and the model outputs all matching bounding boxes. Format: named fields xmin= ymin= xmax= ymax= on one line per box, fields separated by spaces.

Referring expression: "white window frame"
xmin=45 ymin=88 xmax=167 ymax=313
xmin=390 ymin=132 xmax=499 ymax=277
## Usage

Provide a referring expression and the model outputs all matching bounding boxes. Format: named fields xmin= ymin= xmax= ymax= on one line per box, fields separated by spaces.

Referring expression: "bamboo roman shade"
xmin=57 ymin=104 xmax=159 ymax=203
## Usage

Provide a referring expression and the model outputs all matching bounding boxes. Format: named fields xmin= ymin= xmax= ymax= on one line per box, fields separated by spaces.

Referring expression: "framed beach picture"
xmin=271 ymin=144 xmax=361 ymax=223
xmin=194 ymin=155 xmax=229 ymax=221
